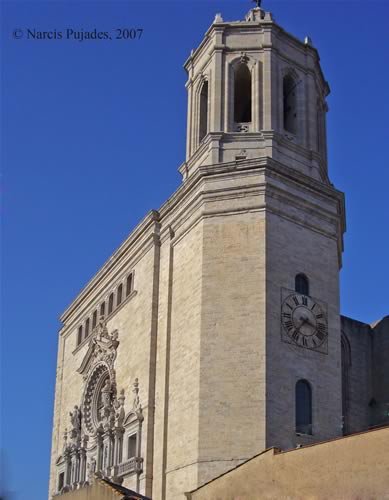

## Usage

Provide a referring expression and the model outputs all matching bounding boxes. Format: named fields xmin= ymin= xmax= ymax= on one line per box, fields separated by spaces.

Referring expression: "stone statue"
xmin=70 ymin=405 xmax=81 ymax=432
xmin=132 ymin=378 xmax=140 ymax=410
xmin=115 ymin=388 xmax=126 ymax=427
xmin=101 ymin=379 xmax=111 ymax=408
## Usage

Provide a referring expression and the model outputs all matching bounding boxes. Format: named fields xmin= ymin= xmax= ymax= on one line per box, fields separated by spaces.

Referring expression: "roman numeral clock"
xmin=281 ymin=289 xmax=328 ymax=354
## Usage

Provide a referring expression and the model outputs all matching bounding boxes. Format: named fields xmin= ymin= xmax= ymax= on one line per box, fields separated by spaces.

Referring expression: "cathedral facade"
xmin=49 ymin=5 xmax=389 ymax=500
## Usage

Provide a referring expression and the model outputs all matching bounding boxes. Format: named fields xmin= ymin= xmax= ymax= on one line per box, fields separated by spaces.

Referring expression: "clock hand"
xmin=294 ymin=317 xmax=308 ymax=335
xmin=304 ymin=317 xmax=316 ymax=328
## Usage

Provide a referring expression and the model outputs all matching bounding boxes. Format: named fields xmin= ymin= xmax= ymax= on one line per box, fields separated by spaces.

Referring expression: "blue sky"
xmin=1 ymin=1 xmax=388 ymax=498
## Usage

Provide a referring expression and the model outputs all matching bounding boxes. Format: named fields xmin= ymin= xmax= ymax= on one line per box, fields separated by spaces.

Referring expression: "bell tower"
xmin=181 ymin=5 xmax=329 ymax=183
xmin=170 ymin=4 xmax=346 ymax=494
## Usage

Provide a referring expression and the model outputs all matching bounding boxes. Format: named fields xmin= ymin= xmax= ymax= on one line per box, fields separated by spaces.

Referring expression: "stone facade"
xmin=49 ymin=5 xmax=389 ymax=500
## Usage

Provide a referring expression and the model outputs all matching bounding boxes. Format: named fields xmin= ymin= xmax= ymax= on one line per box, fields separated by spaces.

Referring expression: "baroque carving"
xmin=77 ymin=316 xmax=119 ymax=380
xmin=124 ymin=378 xmax=144 ymax=426
xmin=236 ymin=124 xmax=249 ymax=133
xmin=240 ymin=52 xmax=249 ymax=64
xmin=132 ymin=378 xmax=141 ymax=413
xmin=57 ymin=318 xmax=144 ymax=493
xmin=86 ymin=457 xmax=96 ymax=483
xmin=69 ymin=406 xmax=82 ymax=438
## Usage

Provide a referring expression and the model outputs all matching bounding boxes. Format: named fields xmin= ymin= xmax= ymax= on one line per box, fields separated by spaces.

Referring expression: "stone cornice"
xmin=167 ymin=156 xmax=345 ymax=247
xmin=60 ymin=211 xmax=160 ymax=325
xmin=184 ymin=12 xmax=327 ymax=90
xmin=170 ymin=158 xmax=344 ymax=258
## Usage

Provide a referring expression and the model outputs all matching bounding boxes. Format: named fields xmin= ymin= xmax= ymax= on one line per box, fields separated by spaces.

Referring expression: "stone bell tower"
xmin=182 ymin=6 xmax=329 ymax=183
xmin=170 ymin=3 xmax=345 ymax=493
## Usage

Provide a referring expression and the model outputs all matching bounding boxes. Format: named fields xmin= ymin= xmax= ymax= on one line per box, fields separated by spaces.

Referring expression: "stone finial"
xmin=132 ymin=378 xmax=143 ymax=418
xmin=245 ymin=0 xmax=273 ymax=23
xmin=246 ymin=7 xmax=265 ymax=22
xmin=132 ymin=378 xmax=140 ymax=409
xmin=304 ymin=36 xmax=313 ymax=46
xmin=214 ymin=13 xmax=223 ymax=23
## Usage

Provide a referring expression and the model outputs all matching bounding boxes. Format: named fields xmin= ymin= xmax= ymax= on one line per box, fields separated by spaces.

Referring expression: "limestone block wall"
xmin=163 ymin=220 xmax=204 ymax=500
xmin=263 ymin=160 xmax=345 ymax=452
xmin=265 ymin=206 xmax=343 ymax=449
xmin=152 ymin=163 xmax=270 ymax=500
xmin=198 ymin=211 xmax=267 ymax=485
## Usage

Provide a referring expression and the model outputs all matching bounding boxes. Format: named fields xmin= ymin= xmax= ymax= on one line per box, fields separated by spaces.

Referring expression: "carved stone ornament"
xmin=240 ymin=52 xmax=249 ymax=64
xmin=214 ymin=13 xmax=223 ymax=23
xmin=69 ymin=405 xmax=82 ymax=444
xmin=132 ymin=378 xmax=143 ymax=419
xmin=124 ymin=378 xmax=144 ymax=426
xmin=236 ymin=124 xmax=249 ymax=133
xmin=57 ymin=318 xmax=144 ymax=492
xmin=77 ymin=316 xmax=119 ymax=381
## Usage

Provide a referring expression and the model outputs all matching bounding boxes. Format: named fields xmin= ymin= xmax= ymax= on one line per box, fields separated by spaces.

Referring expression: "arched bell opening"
xmin=199 ymin=80 xmax=209 ymax=143
xmin=234 ymin=63 xmax=252 ymax=124
xmin=283 ymin=73 xmax=298 ymax=134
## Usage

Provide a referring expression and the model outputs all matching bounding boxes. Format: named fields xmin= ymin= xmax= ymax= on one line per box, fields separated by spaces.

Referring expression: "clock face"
xmin=281 ymin=293 xmax=328 ymax=350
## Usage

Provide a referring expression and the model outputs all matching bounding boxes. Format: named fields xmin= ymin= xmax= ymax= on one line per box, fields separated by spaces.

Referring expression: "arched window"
xmin=117 ymin=284 xmax=123 ymax=306
xmin=108 ymin=293 xmax=114 ymax=315
xmin=100 ymin=302 xmax=105 ymax=318
xmin=92 ymin=310 xmax=97 ymax=330
xmin=296 ymin=379 xmax=312 ymax=435
xmin=126 ymin=274 xmax=133 ymax=297
xmin=295 ymin=273 xmax=309 ymax=296
xmin=85 ymin=318 xmax=90 ymax=339
xmin=199 ymin=81 xmax=208 ymax=142
xmin=283 ymin=74 xmax=297 ymax=134
xmin=234 ymin=63 xmax=252 ymax=123
xmin=77 ymin=325 xmax=83 ymax=345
